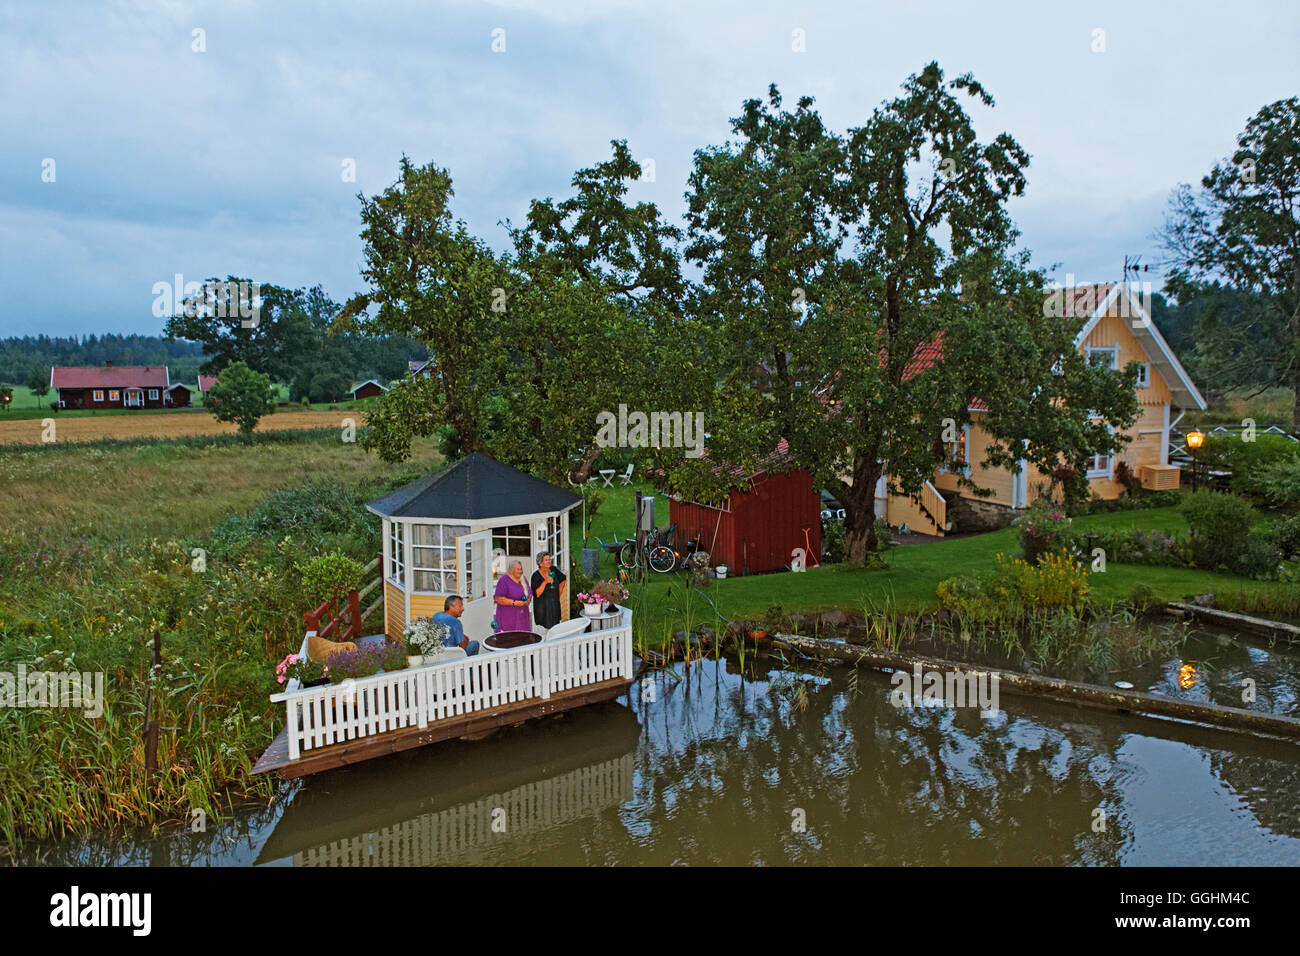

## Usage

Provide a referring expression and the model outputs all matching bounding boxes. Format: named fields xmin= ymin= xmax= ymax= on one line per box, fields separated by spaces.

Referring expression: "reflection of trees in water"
xmin=631 ymin=659 xmax=1128 ymax=864
xmin=1208 ymin=753 xmax=1300 ymax=839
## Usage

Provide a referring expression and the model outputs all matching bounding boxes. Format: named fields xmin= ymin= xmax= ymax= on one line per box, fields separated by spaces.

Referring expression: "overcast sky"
xmin=2 ymin=0 xmax=1297 ymax=338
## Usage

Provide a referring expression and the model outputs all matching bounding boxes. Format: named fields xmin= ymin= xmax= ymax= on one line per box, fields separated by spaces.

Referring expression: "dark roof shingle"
xmin=366 ymin=453 xmax=580 ymax=520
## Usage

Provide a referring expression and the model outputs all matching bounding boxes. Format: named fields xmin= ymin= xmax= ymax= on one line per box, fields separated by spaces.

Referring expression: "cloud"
xmin=1 ymin=0 xmax=1297 ymax=336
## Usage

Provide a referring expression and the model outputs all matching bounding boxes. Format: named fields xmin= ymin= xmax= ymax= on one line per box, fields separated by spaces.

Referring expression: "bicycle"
xmin=617 ymin=523 xmax=679 ymax=574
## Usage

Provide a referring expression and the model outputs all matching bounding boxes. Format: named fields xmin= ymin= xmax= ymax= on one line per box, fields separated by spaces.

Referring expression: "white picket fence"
xmin=270 ymin=609 xmax=634 ymax=761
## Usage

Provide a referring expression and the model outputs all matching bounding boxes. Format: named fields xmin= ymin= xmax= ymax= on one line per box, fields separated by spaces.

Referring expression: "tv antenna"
xmin=1123 ymin=254 xmax=1152 ymax=281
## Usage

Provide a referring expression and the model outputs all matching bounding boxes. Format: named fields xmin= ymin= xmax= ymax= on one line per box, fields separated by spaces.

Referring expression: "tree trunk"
xmin=842 ymin=451 xmax=883 ymax=565
xmin=569 ymin=443 xmax=602 ymax=484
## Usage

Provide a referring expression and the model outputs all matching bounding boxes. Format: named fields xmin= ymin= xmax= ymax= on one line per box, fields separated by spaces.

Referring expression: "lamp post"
xmin=1186 ymin=429 xmax=1205 ymax=491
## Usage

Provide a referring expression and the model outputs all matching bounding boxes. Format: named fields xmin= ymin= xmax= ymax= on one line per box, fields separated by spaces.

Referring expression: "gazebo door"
xmin=455 ymin=530 xmax=493 ymax=637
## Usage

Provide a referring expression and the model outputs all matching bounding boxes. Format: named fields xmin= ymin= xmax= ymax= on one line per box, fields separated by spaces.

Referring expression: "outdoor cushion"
xmin=306 ymin=633 xmax=358 ymax=661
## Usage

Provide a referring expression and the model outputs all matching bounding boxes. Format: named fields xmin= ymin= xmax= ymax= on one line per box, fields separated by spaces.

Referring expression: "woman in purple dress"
xmin=493 ymin=559 xmax=532 ymax=632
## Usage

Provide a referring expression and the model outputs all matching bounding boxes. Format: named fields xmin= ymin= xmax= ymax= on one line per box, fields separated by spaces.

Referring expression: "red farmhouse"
xmin=52 ymin=362 xmax=171 ymax=410
xmin=668 ymin=440 xmax=822 ymax=575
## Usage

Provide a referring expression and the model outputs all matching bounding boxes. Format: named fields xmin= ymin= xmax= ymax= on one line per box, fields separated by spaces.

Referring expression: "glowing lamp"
xmin=1186 ymin=430 xmax=1205 ymax=450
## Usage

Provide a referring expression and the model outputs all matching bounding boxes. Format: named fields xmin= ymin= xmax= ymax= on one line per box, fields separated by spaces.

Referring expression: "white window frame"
xmin=492 ymin=523 xmax=534 ymax=569
xmin=1086 ymin=346 xmax=1119 ymax=370
xmin=411 ymin=522 xmax=470 ymax=594
xmin=941 ymin=424 xmax=972 ymax=477
xmin=93 ymin=390 xmax=104 ymax=402
xmin=108 ymin=389 xmax=120 ymax=402
xmin=388 ymin=520 xmax=405 ymax=586
xmin=1087 ymin=424 xmax=1115 ymax=479
xmin=1134 ymin=362 xmax=1150 ymax=388
xmin=148 ymin=388 xmax=159 ymax=400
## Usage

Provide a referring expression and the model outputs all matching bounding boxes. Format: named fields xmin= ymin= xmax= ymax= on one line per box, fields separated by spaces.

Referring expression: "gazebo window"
xmin=492 ymin=524 xmax=532 ymax=561
xmin=412 ymin=523 xmax=470 ymax=592
xmin=388 ymin=521 xmax=405 ymax=585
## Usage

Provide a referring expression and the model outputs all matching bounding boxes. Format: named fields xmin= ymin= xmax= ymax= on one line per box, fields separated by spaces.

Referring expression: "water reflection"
xmin=12 ymin=642 xmax=1300 ymax=866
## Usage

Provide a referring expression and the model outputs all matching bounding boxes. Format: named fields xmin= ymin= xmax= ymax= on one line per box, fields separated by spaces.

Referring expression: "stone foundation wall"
xmin=947 ymin=494 xmax=1017 ymax=534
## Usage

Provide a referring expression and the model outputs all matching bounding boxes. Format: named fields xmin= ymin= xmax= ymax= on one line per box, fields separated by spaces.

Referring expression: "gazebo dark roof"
xmin=366 ymin=453 xmax=580 ymax=521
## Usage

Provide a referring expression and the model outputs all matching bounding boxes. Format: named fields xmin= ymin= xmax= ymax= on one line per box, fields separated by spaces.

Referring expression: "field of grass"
xmin=0 ymin=408 xmax=361 ymax=445
xmin=0 ymin=434 xmax=442 ymax=852
xmin=1190 ymin=387 xmax=1296 ymax=428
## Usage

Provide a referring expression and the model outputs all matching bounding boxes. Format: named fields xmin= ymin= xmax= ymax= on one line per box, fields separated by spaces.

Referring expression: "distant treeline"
xmin=0 ymin=334 xmax=208 ymax=386
xmin=0 ymin=320 xmax=428 ymax=402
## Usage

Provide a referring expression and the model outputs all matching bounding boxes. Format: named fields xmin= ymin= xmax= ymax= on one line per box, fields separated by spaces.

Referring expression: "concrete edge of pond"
xmin=773 ymin=632 xmax=1300 ymax=745
xmin=1165 ymin=602 xmax=1300 ymax=642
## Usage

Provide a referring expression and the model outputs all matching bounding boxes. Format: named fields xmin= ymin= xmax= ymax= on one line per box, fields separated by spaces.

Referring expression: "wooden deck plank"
xmin=253 ymin=676 xmax=635 ymax=778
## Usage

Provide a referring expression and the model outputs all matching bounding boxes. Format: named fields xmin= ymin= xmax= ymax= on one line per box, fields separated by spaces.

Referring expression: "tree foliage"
xmin=1161 ymin=96 xmax=1300 ymax=425
xmin=205 ymin=360 xmax=276 ymax=434
xmin=683 ymin=63 xmax=1137 ymax=559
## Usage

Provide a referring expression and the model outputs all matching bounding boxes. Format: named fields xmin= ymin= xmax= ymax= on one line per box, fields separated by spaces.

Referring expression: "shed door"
xmin=455 ymin=530 xmax=492 ymax=605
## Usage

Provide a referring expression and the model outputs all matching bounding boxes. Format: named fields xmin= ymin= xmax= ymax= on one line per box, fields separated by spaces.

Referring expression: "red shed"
xmin=351 ymin=380 xmax=388 ymax=400
xmin=668 ymin=441 xmax=822 ymax=575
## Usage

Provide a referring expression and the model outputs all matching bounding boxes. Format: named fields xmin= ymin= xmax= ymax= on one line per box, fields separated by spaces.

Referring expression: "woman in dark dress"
xmin=530 ymin=551 xmax=567 ymax=630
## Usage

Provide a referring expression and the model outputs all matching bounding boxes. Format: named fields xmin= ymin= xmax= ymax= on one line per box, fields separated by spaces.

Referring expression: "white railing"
xmin=271 ymin=609 xmax=635 ymax=762
xmin=293 ymin=752 xmax=635 ymax=866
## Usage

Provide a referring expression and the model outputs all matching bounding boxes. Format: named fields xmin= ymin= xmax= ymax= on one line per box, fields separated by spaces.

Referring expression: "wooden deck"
xmin=253 ymin=675 xmax=634 ymax=778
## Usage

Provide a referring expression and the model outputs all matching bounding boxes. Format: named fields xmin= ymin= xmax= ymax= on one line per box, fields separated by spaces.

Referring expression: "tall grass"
xmin=0 ymin=435 xmax=441 ymax=853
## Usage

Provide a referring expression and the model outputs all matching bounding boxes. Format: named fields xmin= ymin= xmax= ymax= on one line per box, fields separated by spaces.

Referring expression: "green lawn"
xmin=576 ymin=488 xmax=1284 ymax=636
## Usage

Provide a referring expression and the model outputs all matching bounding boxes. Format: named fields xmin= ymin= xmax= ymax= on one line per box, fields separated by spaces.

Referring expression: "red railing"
xmin=303 ymin=554 xmax=383 ymax=642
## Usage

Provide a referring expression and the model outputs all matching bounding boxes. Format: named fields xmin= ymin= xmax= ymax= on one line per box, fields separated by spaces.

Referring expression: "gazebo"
xmin=366 ymin=453 xmax=581 ymax=643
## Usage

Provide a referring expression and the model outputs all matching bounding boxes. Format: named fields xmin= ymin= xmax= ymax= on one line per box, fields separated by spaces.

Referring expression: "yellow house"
xmin=882 ymin=283 xmax=1207 ymax=535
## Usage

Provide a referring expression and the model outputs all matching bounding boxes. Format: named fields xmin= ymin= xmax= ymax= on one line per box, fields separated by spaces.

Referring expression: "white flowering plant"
xmin=404 ymin=617 xmax=452 ymax=656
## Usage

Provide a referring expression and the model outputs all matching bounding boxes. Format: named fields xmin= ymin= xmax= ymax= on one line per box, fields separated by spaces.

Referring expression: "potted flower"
xmin=593 ymin=578 xmax=629 ymax=613
xmin=274 ymin=653 xmax=329 ymax=690
xmin=576 ymin=591 xmax=604 ymax=617
xmin=404 ymin=617 xmax=451 ymax=667
xmin=325 ymin=641 xmax=409 ymax=683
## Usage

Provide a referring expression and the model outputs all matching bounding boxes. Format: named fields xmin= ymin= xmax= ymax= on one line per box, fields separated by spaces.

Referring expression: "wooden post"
xmin=143 ymin=629 xmax=162 ymax=781
xmin=346 ymin=588 xmax=361 ymax=640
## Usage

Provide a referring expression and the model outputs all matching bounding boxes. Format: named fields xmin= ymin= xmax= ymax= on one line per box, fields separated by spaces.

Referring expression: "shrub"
xmin=937 ymin=551 xmax=1089 ymax=620
xmin=1236 ymin=536 xmax=1283 ymax=580
xmin=1249 ymin=457 xmax=1300 ymax=512
xmin=1126 ymin=582 xmax=1161 ymax=612
xmin=1201 ymin=431 xmax=1300 ymax=481
xmin=1272 ymin=514 xmax=1300 ymax=559
xmin=299 ymin=550 xmax=364 ymax=605
xmin=1178 ymin=490 xmax=1257 ymax=573
xmin=821 ymin=518 xmax=846 ymax=563
xmin=1018 ymin=502 xmax=1072 ymax=565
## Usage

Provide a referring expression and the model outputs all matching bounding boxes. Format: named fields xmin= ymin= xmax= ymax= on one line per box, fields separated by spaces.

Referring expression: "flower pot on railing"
xmin=581 ymin=604 xmax=602 ymax=618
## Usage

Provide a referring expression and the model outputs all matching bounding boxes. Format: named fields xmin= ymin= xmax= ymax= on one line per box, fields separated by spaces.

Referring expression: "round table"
xmin=481 ymin=630 xmax=543 ymax=653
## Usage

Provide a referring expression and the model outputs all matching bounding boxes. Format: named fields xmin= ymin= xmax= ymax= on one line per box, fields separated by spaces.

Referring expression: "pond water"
xmin=15 ymin=628 xmax=1300 ymax=866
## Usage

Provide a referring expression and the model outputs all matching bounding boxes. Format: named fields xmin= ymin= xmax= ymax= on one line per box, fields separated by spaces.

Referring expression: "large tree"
xmin=1160 ymin=96 xmax=1300 ymax=425
xmin=685 ymin=64 xmax=1138 ymax=562
xmin=345 ymin=149 xmax=703 ymax=483
xmin=165 ymin=279 xmax=323 ymax=383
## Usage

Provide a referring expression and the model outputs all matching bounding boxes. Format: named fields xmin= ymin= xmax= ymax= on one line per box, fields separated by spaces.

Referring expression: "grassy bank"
xmin=578 ymin=485 xmax=1294 ymax=646
xmin=0 ymin=434 xmax=441 ymax=853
